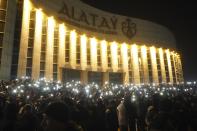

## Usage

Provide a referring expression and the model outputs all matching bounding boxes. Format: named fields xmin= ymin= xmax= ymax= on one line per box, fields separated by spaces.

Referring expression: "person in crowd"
xmin=124 ymin=93 xmax=138 ymax=131
xmin=117 ymin=99 xmax=128 ymax=131
xmin=1 ymin=102 xmax=18 ymax=131
xmin=41 ymin=101 xmax=83 ymax=131
xmin=16 ymin=104 xmax=38 ymax=131
xmin=105 ymin=100 xmax=119 ymax=131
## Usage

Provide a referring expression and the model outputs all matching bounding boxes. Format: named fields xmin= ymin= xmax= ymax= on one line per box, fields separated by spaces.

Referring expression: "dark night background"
xmin=82 ymin=0 xmax=197 ymax=81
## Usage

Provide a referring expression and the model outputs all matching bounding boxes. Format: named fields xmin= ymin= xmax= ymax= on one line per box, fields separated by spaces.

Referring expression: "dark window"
xmin=0 ymin=21 xmax=5 ymax=32
xmin=53 ymin=56 xmax=57 ymax=63
xmin=26 ymin=68 xmax=32 ymax=77
xmin=0 ymin=10 xmax=6 ymax=21
xmin=28 ymin=38 xmax=34 ymax=47
xmin=29 ymin=29 xmax=34 ymax=38
xmin=53 ymin=73 xmax=57 ymax=80
xmin=109 ymin=72 xmax=123 ymax=84
xmin=54 ymin=47 xmax=58 ymax=54
xmin=41 ymin=52 xmax=45 ymax=61
xmin=0 ymin=33 xmax=3 ymax=47
xmin=88 ymin=72 xmax=102 ymax=85
xmin=0 ymin=48 xmax=2 ymax=64
xmin=29 ymin=20 xmax=35 ymax=28
xmin=62 ymin=69 xmax=80 ymax=82
xmin=27 ymin=48 xmax=33 ymax=57
xmin=26 ymin=58 xmax=32 ymax=67
xmin=53 ymin=64 xmax=57 ymax=72
xmin=40 ymin=62 xmax=45 ymax=70
xmin=40 ymin=71 xmax=45 ymax=77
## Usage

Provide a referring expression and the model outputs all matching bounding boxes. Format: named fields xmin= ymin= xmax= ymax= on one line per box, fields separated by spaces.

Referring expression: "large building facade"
xmin=0 ymin=0 xmax=184 ymax=85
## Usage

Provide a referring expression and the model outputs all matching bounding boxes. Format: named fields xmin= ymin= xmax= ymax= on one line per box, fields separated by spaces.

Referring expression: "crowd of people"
xmin=0 ymin=77 xmax=197 ymax=131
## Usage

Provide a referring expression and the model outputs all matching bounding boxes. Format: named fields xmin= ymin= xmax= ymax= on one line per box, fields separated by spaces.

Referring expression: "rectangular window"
xmin=0 ymin=10 xmax=6 ymax=21
xmin=40 ymin=62 xmax=45 ymax=70
xmin=107 ymin=45 xmax=111 ymax=67
xmin=76 ymin=36 xmax=80 ymax=64
xmin=40 ymin=52 xmax=45 ymax=61
xmin=0 ymin=33 xmax=3 ymax=47
xmin=40 ymin=71 xmax=45 ymax=78
xmin=53 ymin=56 xmax=57 ymax=63
xmin=53 ymin=64 xmax=57 ymax=72
xmin=26 ymin=68 xmax=32 ymax=77
xmin=53 ymin=73 xmax=57 ymax=81
xmin=97 ymin=43 xmax=101 ymax=66
xmin=54 ymin=47 xmax=58 ymax=54
xmin=27 ymin=48 xmax=33 ymax=57
xmin=118 ymin=47 xmax=122 ymax=68
xmin=28 ymin=38 xmax=34 ymax=48
xmin=0 ymin=21 xmax=5 ymax=32
xmin=29 ymin=20 xmax=35 ymax=29
xmin=87 ymin=39 xmax=90 ymax=65
xmin=0 ymin=48 xmax=2 ymax=64
xmin=26 ymin=58 xmax=32 ymax=67
xmin=29 ymin=29 xmax=34 ymax=38
xmin=65 ymin=34 xmax=70 ymax=62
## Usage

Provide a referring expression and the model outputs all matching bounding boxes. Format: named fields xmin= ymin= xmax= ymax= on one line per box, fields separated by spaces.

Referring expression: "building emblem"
xmin=122 ymin=18 xmax=137 ymax=39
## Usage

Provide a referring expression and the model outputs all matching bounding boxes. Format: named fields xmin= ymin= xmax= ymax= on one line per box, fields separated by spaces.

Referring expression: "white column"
xmin=100 ymin=40 xmax=108 ymax=72
xmin=90 ymin=38 xmax=97 ymax=71
xmin=80 ymin=35 xmax=87 ymax=70
xmin=150 ymin=46 xmax=159 ymax=84
xmin=45 ymin=17 xmax=55 ymax=80
xmin=178 ymin=55 xmax=184 ymax=83
xmin=17 ymin=0 xmax=31 ymax=77
xmin=57 ymin=24 xmax=66 ymax=81
xmin=111 ymin=42 xmax=118 ymax=72
xmin=131 ymin=44 xmax=140 ymax=84
xmin=70 ymin=30 xmax=77 ymax=68
xmin=174 ymin=54 xmax=180 ymax=83
xmin=121 ymin=43 xmax=129 ymax=84
xmin=32 ymin=9 xmax=43 ymax=80
xmin=159 ymin=48 xmax=166 ymax=83
xmin=166 ymin=49 xmax=173 ymax=84
xmin=141 ymin=46 xmax=149 ymax=84
xmin=171 ymin=53 xmax=178 ymax=84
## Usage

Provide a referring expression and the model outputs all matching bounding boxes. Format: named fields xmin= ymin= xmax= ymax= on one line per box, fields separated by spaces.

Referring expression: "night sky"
xmin=82 ymin=0 xmax=197 ymax=81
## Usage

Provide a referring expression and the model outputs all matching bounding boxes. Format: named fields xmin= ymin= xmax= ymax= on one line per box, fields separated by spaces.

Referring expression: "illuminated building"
xmin=0 ymin=0 xmax=184 ymax=85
